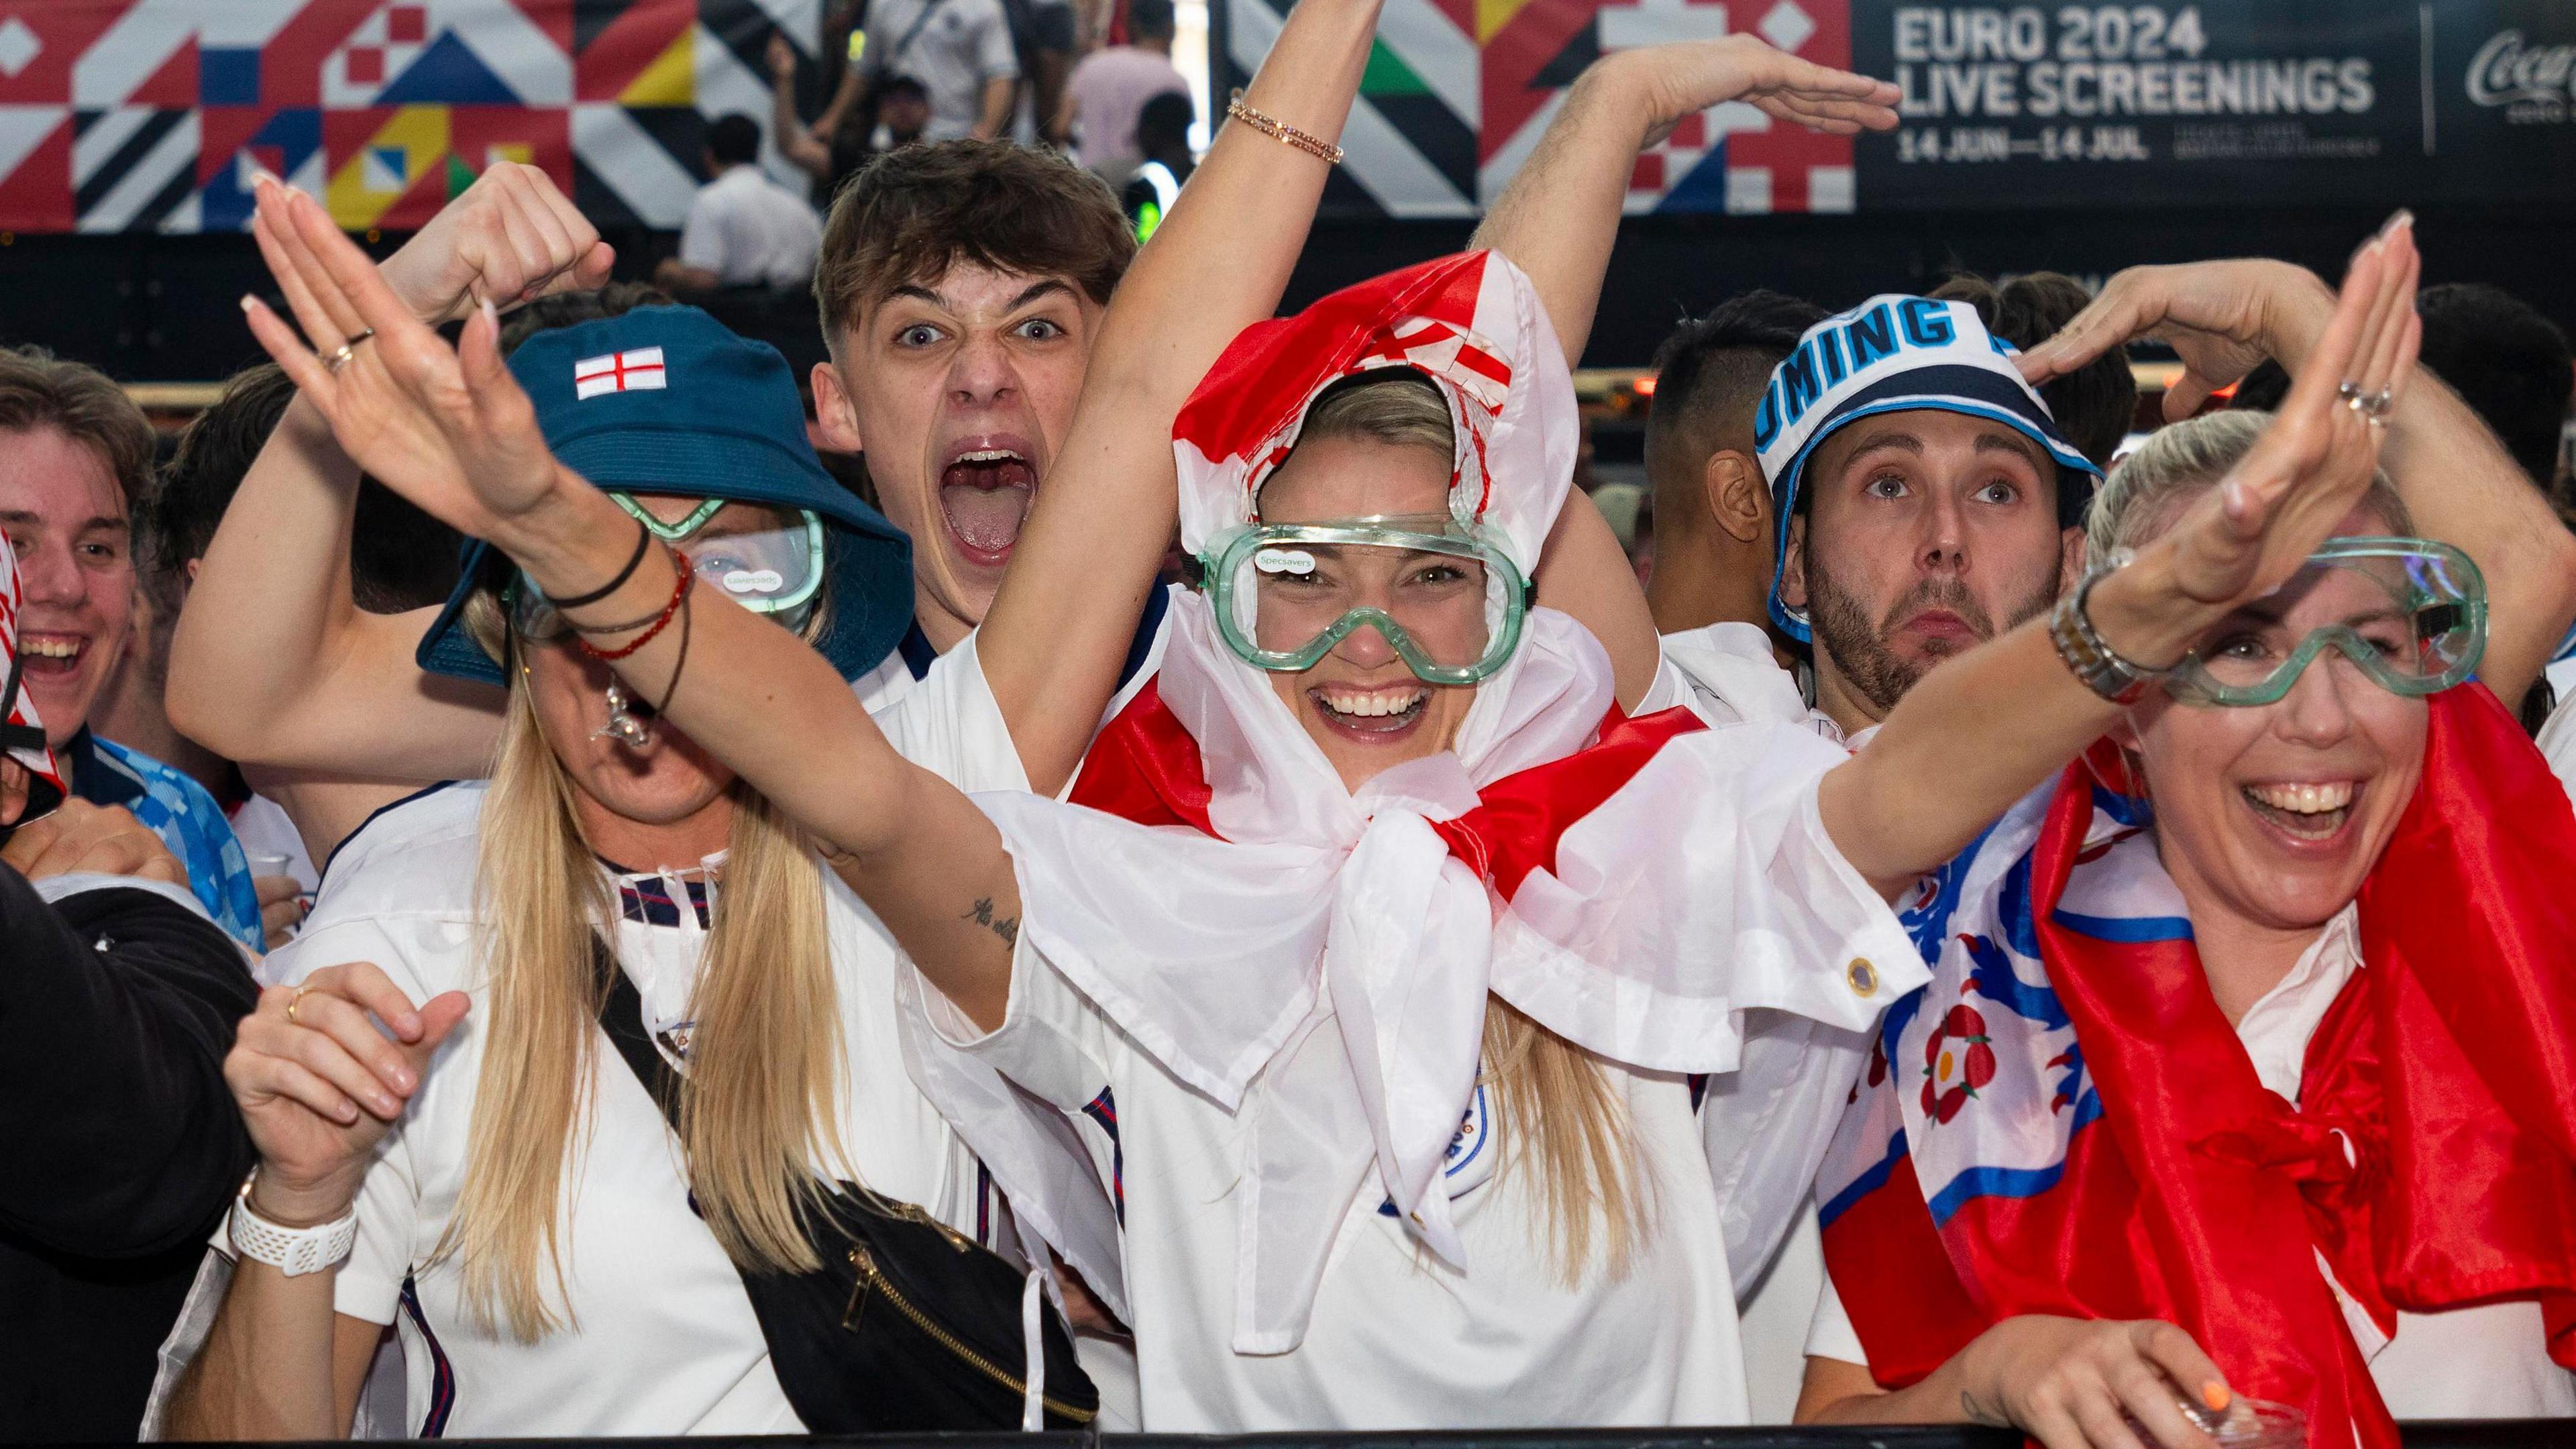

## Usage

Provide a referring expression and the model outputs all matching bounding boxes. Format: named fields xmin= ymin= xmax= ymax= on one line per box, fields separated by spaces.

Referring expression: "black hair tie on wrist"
xmin=543 ymin=517 xmax=653 ymax=610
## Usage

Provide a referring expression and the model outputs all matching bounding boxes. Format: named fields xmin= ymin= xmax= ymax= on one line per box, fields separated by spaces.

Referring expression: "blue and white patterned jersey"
xmin=68 ymin=729 xmax=264 ymax=951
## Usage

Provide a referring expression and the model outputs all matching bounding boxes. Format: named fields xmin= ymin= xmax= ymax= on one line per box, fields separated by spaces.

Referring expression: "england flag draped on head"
xmin=0 ymin=537 xmax=66 ymax=820
xmin=903 ymin=251 xmax=1922 ymax=1353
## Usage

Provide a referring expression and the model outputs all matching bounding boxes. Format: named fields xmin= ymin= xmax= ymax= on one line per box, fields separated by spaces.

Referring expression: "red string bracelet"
xmin=574 ymin=550 xmax=691 ymax=663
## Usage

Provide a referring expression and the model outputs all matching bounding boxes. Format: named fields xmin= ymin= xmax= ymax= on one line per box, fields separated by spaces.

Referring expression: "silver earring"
xmin=592 ymin=680 xmax=654 ymax=749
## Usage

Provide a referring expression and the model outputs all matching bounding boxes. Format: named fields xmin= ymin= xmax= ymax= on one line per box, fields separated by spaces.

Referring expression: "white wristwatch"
xmin=228 ymin=1175 xmax=358 ymax=1277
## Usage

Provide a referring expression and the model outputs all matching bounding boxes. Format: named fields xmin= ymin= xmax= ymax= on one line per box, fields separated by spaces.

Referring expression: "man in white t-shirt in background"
xmin=655 ymin=115 xmax=822 ymax=293
xmin=860 ymin=0 xmax=1020 ymax=141
xmin=1055 ymin=0 xmax=1187 ymax=179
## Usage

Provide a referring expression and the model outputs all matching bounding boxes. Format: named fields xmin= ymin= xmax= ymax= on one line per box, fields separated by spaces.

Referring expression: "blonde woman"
xmin=170 ymin=0 xmax=1406 ymax=1432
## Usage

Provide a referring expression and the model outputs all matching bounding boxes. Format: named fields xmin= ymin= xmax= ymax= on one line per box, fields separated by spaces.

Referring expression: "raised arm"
xmin=767 ymin=34 xmax=840 ymax=180
xmin=1470 ymin=39 xmax=1896 ymax=707
xmin=1822 ymin=228 xmax=2420 ymax=896
xmin=166 ymin=166 xmax=611 ymax=781
xmin=2017 ymin=220 xmax=2576 ymax=706
xmin=973 ymin=0 xmax=1385 ymax=792
xmin=1472 ymin=38 xmax=1896 ymax=369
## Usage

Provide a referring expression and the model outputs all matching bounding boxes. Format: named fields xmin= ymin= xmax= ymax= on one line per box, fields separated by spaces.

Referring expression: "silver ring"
xmin=2337 ymin=379 xmax=2363 ymax=403
xmin=2365 ymin=386 xmax=2394 ymax=417
xmin=323 ymin=327 xmax=376 ymax=374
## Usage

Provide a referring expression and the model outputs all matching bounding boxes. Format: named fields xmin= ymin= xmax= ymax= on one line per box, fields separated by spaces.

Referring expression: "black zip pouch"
xmin=592 ymin=941 xmax=1098 ymax=1431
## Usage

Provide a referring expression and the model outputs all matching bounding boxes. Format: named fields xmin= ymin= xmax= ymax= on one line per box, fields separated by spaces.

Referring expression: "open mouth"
xmin=2240 ymin=779 xmax=2357 ymax=843
xmin=17 ymin=632 xmax=85 ymax=679
xmin=1308 ymin=682 xmax=1428 ymax=741
xmin=937 ymin=441 xmax=1038 ymax=570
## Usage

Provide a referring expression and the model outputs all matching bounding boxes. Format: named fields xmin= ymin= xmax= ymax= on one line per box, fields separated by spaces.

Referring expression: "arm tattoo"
xmin=961 ymin=896 xmax=1020 ymax=948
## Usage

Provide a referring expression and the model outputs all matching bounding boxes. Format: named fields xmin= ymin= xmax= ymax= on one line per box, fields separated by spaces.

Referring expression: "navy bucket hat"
xmin=416 ymin=305 xmax=912 ymax=685
xmin=1754 ymin=294 xmax=2103 ymax=645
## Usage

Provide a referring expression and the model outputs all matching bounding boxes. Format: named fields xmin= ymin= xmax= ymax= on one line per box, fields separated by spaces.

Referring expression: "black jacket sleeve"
xmin=0 ymin=865 xmax=260 ymax=1258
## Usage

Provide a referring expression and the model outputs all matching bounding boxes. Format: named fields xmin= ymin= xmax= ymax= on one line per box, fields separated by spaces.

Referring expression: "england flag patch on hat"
xmin=1755 ymin=294 xmax=2104 ymax=643
xmin=574 ymin=347 xmax=666 ymax=399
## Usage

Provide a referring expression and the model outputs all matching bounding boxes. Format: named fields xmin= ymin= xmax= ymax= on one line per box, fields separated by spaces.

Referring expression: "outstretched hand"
xmin=1615 ymin=34 xmax=1900 ymax=145
xmin=2139 ymin=221 xmax=2421 ymax=624
xmin=2017 ymin=217 xmax=2414 ymax=423
xmin=240 ymin=176 xmax=569 ymax=549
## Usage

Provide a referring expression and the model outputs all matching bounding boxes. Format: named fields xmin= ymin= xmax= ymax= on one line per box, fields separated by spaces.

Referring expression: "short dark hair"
xmin=498 ymin=280 xmax=676 ymax=354
xmin=146 ymin=364 xmax=464 ymax=614
xmin=0 ymin=345 xmax=154 ymax=514
xmin=707 ymin=113 xmax=762 ymax=168
xmin=1644 ymin=289 xmax=1827 ymax=517
xmin=815 ymin=140 xmax=1133 ymax=343
xmin=1931 ymin=271 xmax=2135 ymax=471
xmin=2417 ymin=282 xmax=2572 ymax=488
xmin=880 ymin=73 xmax=930 ymax=102
xmin=1130 ymin=0 xmax=1176 ymax=41
xmin=1137 ymin=90 xmax=1193 ymax=149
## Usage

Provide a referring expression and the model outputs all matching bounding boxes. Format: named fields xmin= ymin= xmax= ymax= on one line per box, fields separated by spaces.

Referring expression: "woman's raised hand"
xmin=1613 ymin=34 xmax=1900 ymax=146
xmin=239 ymin=176 xmax=569 ymax=548
xmin=2149 ymin=215 xmax=2420 ymax=616
xmin=223 ymin=963 xmax=469 ymax=1227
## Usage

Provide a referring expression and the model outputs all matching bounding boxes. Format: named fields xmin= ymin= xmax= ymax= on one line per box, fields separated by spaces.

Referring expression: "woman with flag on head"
xmin=1798 ymin=225 xmax=2576 ymax=1449
xmin=232 ymin=25 xmax=2420 ymax=1431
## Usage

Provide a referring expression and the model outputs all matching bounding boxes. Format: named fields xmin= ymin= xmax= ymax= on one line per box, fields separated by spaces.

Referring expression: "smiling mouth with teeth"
xmin=2241 ymin=780 xmax=2357 ymax=840
xmin=18 ymin=634 xmax=85 ymax=676
xmin=1309 ymin=683 xmax=1429 ymax=737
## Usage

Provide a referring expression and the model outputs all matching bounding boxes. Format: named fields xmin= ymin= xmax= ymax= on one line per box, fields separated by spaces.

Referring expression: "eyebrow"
xmin=1840 ymin=430 xmax=1923 ymax=458
xmin=881 ymin=279 xmax=1077 ymax=315
xmin=1974 ymin=431 xmax=2049 ymax=467
xmin=0 ymin=511 xmax=123 ymax=531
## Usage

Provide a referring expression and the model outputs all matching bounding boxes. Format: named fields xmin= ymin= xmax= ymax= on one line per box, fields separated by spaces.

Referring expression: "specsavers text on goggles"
xmin=2160 ymin=537 xmax=2485 ymax=708
xmin=510 ymin=494 xmax=826 ymax=641
xmin=1199 ymin=517 xmax=1532 ymax=687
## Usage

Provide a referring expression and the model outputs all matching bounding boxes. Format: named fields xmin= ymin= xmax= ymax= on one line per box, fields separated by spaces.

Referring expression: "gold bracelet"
xmin=1226 ymin=91 xmax=1344 ymax=165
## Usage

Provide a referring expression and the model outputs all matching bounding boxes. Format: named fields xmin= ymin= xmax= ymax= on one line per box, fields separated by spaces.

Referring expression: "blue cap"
xmin=1754 ymin=294 xmax=2102 ymax=645
xmin=415 ymin=305 xmax=912 ymax=685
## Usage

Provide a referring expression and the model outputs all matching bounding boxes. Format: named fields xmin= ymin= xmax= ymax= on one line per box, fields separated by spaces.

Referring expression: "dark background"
xmin=2 ymin=195 xmax=2565 ymax=382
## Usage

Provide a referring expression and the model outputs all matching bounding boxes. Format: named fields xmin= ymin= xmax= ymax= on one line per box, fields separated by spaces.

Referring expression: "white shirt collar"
xmin=2233 ymin=903 xmax=2363 ymax=1102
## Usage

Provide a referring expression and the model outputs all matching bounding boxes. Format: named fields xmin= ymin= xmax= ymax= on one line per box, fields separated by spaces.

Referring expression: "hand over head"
xmin=225 ymin=961 xmax=470 ymax=1224
xmin=1613 ymin=34 xmax=1900 ymax=146
xmin=241 ymin=178 xmax=572 ymax=549
xmin=2153 ymin=218 xmax=2420 ymax=614
xmin=0 ymin=797 xmax=186 ymax=886
xmin=372 ymin=162 xmax=615 ymax=327
xmin=2017 ymin=223 xmax=2410 ymax=423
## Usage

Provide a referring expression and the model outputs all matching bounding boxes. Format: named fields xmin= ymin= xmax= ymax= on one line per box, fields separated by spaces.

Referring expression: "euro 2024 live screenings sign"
xmin=0 ymin=0 xmax=2569 ymax=231
xmin=1205 ymin=0 xmax=2576 ymax=218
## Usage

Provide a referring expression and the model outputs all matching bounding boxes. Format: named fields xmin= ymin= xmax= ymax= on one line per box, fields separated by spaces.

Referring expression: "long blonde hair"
xmin=435 ymin=594 xmax=848 ymax=1341
xmin=1301 ymin=375 xmax=1651 ymax=1280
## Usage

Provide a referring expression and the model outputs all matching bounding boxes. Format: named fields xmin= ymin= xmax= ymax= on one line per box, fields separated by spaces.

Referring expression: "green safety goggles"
xmin=2161 ymin=537 xmax=2486 ymax=708
xmin=1198 ymin=516 xmax=1532 ymax=687
xmin=510 ymin=494 xmax=827 ymax=641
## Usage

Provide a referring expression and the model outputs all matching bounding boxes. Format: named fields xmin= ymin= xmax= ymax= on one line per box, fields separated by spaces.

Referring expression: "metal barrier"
xmin=170 ymin=1424 xmax=2575 ymax=1448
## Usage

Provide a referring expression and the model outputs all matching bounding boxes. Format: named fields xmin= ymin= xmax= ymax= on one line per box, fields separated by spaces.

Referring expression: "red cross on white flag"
xmin=574 ymin=347 xmax=666 ymax=399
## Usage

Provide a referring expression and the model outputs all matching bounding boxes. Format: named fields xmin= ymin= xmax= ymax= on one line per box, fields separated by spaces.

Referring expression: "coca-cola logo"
xmin=2467 ymin=29 xmax=2576 ymax=108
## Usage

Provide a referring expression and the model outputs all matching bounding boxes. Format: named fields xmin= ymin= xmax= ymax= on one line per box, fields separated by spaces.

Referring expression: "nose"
xmin=1328 ymin=612 xmax=1402 ymax=669
xmin=2272 ymin=653 xmax=2360 ymax=748
xmin=947 ymin=329 xmax=1020 ymax=411
xmin=14 ymin=537 xmax=82 ymax=606
xmin=1916 ymin=488 xmax=1969 ymax=576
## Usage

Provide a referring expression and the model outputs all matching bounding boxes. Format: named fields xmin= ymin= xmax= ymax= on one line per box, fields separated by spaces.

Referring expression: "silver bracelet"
xmin=227 ymin=1174 xmax=358 ymax=1277
xmin=2049 ymin=547 xmax=2161 ymax=705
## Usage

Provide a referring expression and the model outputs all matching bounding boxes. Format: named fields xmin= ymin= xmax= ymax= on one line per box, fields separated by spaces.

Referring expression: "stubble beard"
xmin=1805 ymin=554 xmax=2060 ymax=718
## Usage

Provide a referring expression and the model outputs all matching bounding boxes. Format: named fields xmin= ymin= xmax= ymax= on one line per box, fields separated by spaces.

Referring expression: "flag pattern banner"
xmin=1221 ymin=0 xmax=1855 ymax=217
xmin=0 ymin=0 xmax=820 ymax=234
xmin=574 ymin=343 xmax=665 ymax=396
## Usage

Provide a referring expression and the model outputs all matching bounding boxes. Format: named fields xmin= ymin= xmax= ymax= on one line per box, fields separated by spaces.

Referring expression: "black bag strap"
xmin=888 ymin=0 xmax=955 ymax=71
xmin=592 ymin=936 xmax=684 ymax=1133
